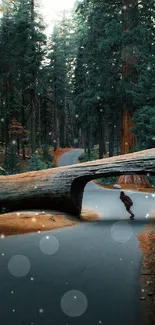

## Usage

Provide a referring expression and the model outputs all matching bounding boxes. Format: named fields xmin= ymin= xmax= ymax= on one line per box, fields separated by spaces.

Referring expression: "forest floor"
xmin=138 ymin=223 xmax=155 ymax=325
xmin=0 ymin=209 xmax=99 ymax=237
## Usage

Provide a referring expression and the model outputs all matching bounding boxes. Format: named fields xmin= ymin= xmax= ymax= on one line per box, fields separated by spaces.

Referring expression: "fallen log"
xmin=0 ymin=148 xmax=155 ymax=216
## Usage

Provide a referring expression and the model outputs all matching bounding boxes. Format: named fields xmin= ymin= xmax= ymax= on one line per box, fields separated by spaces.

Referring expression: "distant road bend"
xmin=0 ymin=148 xmax=154 ymax=325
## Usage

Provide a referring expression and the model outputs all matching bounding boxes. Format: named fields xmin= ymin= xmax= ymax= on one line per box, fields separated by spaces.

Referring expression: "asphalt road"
xmin=58 ymin=149 xmax=155 ymax=221
xmin=0 ymin=149 xmax=155 ymax=325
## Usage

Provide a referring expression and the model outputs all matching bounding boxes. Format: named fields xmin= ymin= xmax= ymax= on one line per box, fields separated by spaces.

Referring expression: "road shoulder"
xmin=0 ymin=208 xmax=99 ymax=237
xmin=138 ymin=226 xmax=155 ymax=325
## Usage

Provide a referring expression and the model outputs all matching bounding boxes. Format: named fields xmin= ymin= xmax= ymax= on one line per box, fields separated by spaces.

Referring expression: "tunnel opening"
xmin=94 ymin=173 xmax=155 ymax=189
xmin=0 ymin=194 xmax=80 ymax=216
xmin=71 ymin=171 xmax=155 ymax=219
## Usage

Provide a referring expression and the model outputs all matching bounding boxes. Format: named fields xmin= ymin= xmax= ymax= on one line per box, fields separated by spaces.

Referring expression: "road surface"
xmin=58 ymin=149 xmax=155 ymax=220
xmin=0 ymin=149 xmax=155 ymax=325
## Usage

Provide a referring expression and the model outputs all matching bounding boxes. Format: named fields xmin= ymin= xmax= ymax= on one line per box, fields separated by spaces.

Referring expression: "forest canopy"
xmin=0 ymin=0 xmax=154 ymax=174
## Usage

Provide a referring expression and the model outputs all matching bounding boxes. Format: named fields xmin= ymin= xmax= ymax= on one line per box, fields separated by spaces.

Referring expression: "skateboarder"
xmin=120 ymin=191 xmax=135 ymax=219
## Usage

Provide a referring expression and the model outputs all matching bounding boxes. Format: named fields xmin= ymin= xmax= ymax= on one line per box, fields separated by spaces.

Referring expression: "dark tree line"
xmin=0 ymin=0 xmax=155 ymax=171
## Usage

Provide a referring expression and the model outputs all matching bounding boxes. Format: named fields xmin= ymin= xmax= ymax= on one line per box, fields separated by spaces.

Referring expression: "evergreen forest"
xmin=0 ymin=0 xmax=154 ymax=180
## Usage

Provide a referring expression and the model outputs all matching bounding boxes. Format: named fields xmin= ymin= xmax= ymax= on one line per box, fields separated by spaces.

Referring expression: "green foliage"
xmin=27 ymin=153 xmax=47 ymax=171
xmin=42 ymin=145 xmax=54 ymax=162
xmin=73 ymin=0 xmax=123 ymax=145
xmin=3 ymin=144 xmax=21 ymax=175
xmin=48 ymin=17 xmax=77 ymax=147
xmin=0 ymin=0 xmax=47 ymax=151
xmin=98 ymin=177 xmax=117 ymax=186
xmin=78 ymin=151 xmax=98 ymax=162
xmin=0 ymin=0 xmax=155 ymax=155
xmin=131 ymin=106 xmax=155 ymax=149
xmin=149 ymin=176 xmax=155 ymax=187
xmin=45 ymin=161 xmax=55 ymax=169
xmin=73 ymin=0 xmax=155 ymax=153
xmin=27 ymin=150 xmax=55 ymax=171
xmin=0 ymin=166 xmax=8 ymax=175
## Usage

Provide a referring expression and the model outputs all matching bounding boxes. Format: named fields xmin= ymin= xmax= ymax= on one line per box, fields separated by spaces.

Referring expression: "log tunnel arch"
xmin=70 ymin=171 xmax=155 ymax=217
xmin=60 ymin=148 xmax=155 ymax=216
xmin=0 ymin=149 xmax=155 ymax=217
xmin=70 ymin=173 xmax=124 ymax=216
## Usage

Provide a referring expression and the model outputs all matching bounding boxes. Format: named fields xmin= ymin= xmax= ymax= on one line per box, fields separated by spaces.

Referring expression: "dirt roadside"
xmin=0 ymin=209 xmax=99 ymax=237
xmin=138 ymin=225 xmax=155 ymax=325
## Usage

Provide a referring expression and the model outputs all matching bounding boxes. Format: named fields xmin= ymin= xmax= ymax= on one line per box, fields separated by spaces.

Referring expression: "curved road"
xmin=0 ymin=149 xmax=155 ymax=325
xmin=58 ymin=149 xmax=155 ymax=220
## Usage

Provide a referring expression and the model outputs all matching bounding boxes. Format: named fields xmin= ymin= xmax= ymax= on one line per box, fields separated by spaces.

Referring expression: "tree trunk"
xmin=53 ymin=84 xmax=59 ymax=148
xmin=68 ymin=101 xmax=75 ymax=147
xmin=83 ymin=130 xmax=87 ymax=153
xmin=31 ymin=104 xmax=36 ymax=154
xmin=99 ymin=112 xmax=106 ymax=159
xmin=38 ymin=96 xmax=41 ymax=148
xmin=4 ymin=82 xmax=9 ymax=149
xmin=109 ymin=122 xmax=114 ymax=157
xmin=118 ymin=0 xmax=150 ymax=187
xmin=116 ymin=126 xmax=119 ymax=155
xmin=0 ymin=148 xmax=154 ymax=216
xmin=59 ymin=110 xmax=66 ymax=148
xmin=17 ymin=138 xmax=20 ymax=156
xmin=120 ymin=109 xmax=136 ymax=154
xmin=117 ymin=174 xmax=150 ymax=187
xmin=87 ymin=146 xmax=91 ymax=159
xmin=30 ymin=0 xmax=36 ymax=154
xmin=44 ymin=102 xmax=47 ymax=145
xmin=22 ymin=92 xmax=26 ymax=160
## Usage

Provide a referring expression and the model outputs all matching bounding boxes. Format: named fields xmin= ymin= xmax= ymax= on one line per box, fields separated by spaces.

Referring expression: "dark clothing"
xmin=120 ymin=195 xmax=133 ymax=208
xmin=126 ymin=205 xmax=131 ymax=212
xmin=120 ymin=193 xmax=134 ymax=218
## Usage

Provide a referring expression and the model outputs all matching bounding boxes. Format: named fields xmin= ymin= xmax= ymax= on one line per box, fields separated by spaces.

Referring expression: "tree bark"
xmin=59 ymin=109 xmax=66 ymax=148
xmin=109 ymin=122 xmax=114 ymax=157
xmin=118 ymin=0 xmax=149 ymax=186
xmin=68 ymin=101 xmax=75 ymax=147
xmin=99 ymin=111 xmax=106 ymax=159
xmin=53 ymin=84 xmax=59 ymax=148
xmin=120 ymin=109 xmax=136 ymax=154
xmin=0 ymin=148 xmax=155 ymax=216
xmin=31 ymin=104 xmax=36 ymax=154
xmin=44 ymin=102 xmax=47 ymax=144
xmin=30 ymin=0 xmax=36 ymax=154
xmin=17 ymin=138 xmax=20 ymax=156
xmin=22 ymin=92 xmax=26 ymax=160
